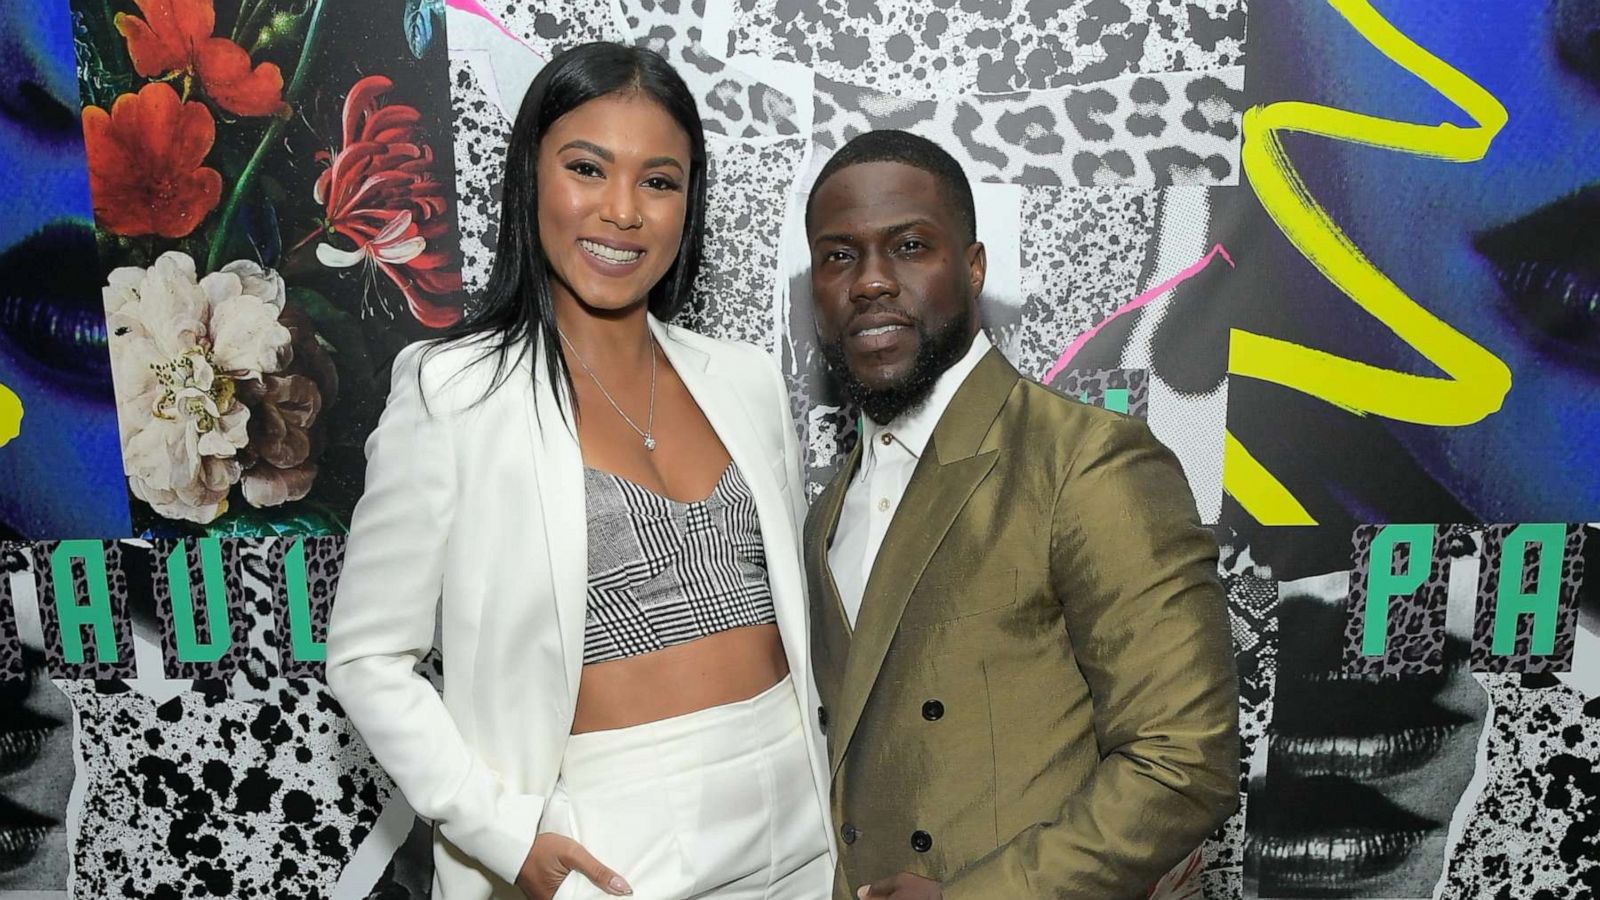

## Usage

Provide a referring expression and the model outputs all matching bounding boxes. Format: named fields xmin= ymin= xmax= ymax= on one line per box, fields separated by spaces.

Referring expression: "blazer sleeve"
xmin=325 ymin=343 xmax=547 ymax=885
xmin=943 ymin=414 xmax=1240 ymax=900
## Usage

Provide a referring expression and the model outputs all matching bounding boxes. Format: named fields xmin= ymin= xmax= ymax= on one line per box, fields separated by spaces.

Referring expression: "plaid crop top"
xmin=581 ymin=461 xmax=777 ymax=664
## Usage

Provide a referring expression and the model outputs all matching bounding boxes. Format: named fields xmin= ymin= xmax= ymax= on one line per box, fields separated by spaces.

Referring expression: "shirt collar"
xmin=860 ymin=330 xmax=993 ymax=466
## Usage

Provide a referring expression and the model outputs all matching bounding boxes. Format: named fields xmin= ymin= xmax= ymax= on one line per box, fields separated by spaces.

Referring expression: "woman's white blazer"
xmin=325 ymin=315 xmax=833 ymax=899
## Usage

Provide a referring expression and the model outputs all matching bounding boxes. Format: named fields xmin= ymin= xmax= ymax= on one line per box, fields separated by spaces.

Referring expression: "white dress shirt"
xmin=827 ymin=331 xmax=993 ymax=629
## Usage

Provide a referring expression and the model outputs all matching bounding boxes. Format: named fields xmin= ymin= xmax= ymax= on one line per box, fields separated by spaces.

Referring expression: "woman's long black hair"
xmin=425 ymin=42 xmax=708 ymax=419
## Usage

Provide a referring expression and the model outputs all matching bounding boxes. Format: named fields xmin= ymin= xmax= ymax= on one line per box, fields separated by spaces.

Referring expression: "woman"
xmin=325 ymin=43 xmax=833 ymax=900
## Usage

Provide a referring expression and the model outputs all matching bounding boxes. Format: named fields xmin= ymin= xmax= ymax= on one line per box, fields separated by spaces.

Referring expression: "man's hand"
xmin=515 ymin=832 xmax=632 ymax=899
xmin=857 ymin=873 xmax=943 ymax=899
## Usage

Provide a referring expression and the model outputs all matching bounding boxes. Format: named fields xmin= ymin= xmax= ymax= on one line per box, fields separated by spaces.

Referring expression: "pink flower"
xmin=311 ymin=75 xmax=463 ymax=328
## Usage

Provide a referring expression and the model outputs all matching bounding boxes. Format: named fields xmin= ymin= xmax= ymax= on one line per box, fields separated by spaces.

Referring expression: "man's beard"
xmin=819 ymin=307 xmax=975 ymax=425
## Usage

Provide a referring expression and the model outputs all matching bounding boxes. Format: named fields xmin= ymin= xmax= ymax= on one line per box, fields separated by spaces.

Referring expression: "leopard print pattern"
xmin=1342 ymin=524 xmax=1449 ymax=677
xmin=1044 ymin=367 xmax=1149 ymax=418
xmin=623 ymin=0 xmax=806 ymax=140
xmin=1471 ymin=524 xmax=1583 ymax=674
xmin=0 ymin=542 xmax=31 ymax=682
xmin=268 ymin=537 xmax=345 ymax=680
xmin=151 ymin=540 xmax=252 ymax=681
xmin=811 ymin=68 xmax=1243 ymax=187
xmin=34 ymin=540 xmax=136 ymax=679
xmin=725 ymin=0 xmax=1245 ymax=96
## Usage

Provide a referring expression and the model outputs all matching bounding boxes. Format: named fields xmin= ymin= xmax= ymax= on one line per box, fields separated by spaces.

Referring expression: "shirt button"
xmin=922 ymin=699 xmax=944 ymax=721
xmin=841 ymin=823 xmax=858 ymax=845
xmin=880 ymin=433 xmax=893 ymax=445
xmin=911 ymin=830 xmax=933 ymax=853
xmin=877 ymin=498 xmax=890 ymax=512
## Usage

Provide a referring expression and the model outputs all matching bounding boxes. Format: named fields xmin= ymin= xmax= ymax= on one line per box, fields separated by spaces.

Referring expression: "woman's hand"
xmin=515 ymin=832 xmax=633 ymax=899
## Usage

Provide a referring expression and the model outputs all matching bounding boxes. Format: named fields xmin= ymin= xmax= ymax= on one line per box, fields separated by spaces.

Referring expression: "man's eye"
xmin=900 ymin=239 xmax=926 ymax=252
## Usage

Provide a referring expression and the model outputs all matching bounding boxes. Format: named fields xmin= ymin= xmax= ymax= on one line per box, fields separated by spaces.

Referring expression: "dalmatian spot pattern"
xmin=811 ymin=68 xmax=1244 ymax=188
xmin=61 ymin=678 xmax=395 ymax=899
xmin=1438 ymin=676 xmax=1600 ymax=899
xmin=728 ymin=0 xmax=1246 ymax=98
xmin=475 ymin=0 xmax=618 ymax=58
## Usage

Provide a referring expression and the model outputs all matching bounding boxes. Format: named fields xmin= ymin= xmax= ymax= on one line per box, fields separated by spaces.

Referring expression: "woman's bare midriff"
xmin=569 ymin=623 xmax=790 ymax=733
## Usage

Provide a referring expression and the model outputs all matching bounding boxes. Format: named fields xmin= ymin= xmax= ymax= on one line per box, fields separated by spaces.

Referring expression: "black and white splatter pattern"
xmin=1013 ymin=184 xmax=1156 ymax=379
xmin=1439 ymin=675 xmax=1600 ymax=899
xmin=60 ymin=679 xmax=395 ymax=899
xmin=448 ymin=57 xmax=510 ymax=301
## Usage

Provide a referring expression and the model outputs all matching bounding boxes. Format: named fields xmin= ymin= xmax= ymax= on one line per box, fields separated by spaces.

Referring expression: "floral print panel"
xmin=69 ymin=0 xmax=459 ymax=536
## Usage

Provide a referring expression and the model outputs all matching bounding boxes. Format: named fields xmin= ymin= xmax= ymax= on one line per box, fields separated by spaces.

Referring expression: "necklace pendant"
xmin=644 ymin=435 xmax=657 ymax=451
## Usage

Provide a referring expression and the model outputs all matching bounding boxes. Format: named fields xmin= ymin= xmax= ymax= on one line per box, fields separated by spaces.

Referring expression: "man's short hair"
xmin=805 ymin=130 xmax=977 ymax=244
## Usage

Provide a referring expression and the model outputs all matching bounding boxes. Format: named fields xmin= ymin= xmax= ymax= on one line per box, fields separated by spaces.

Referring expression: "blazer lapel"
xmin=525 ymin=337 xmax=588 ymax=704
xmin=829 ymin=348 xmax=1020 ymax=777
xmin=652 ymin=319 xmax=814 ymax=720
xmin=806 ymin=439 xmax=860 ymax=731
xmin=809 ymin=440 xmax=860 ymax=636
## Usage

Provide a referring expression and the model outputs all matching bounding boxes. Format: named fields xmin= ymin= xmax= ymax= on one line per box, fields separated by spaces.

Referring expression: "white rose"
xmin=105 ymin=251 xmax=295 ymax=524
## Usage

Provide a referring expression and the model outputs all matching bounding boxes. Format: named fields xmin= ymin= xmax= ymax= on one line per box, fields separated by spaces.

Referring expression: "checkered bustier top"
xmin=581 ymin=461 xmax=777 ymax=664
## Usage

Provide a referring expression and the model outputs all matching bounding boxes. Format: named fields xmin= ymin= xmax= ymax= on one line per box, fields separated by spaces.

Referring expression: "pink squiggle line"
xmin=445 ymin=0 xmax=543 ymax=55
xmin=1040 ymin=242 xmax=1235 ymax=385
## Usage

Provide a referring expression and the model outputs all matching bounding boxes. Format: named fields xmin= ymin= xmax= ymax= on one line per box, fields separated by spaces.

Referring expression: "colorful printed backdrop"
xmin=0 ymin=0 xmax=1596 ymax=897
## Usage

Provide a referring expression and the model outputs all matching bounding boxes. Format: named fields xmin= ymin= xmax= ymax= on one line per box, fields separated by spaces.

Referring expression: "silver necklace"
xmin=558 ymin=328 xmax=658 ymax=451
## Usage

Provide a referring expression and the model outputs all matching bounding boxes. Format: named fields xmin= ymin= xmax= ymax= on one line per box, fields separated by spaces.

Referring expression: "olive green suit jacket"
xmin=805 ymin=349 xmax=1239 ymax=900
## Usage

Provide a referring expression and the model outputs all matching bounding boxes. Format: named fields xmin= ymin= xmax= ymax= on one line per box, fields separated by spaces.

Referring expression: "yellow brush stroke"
xmin=1224 ymin=431 xmax=1315 ymax=525
xmin=0 ymin=382 xmax=20 ymax=448
xmin=1223 ymin=0 xmax=1512 ymax=525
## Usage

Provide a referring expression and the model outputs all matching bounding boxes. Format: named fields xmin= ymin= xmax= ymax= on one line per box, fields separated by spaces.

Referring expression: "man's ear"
xmin=967 ymin=241 xmax=987 ymax=298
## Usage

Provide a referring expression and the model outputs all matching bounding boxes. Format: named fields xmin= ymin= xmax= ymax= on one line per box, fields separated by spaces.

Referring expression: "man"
xmin=802 ymin=129 xmax=1239 ymax=900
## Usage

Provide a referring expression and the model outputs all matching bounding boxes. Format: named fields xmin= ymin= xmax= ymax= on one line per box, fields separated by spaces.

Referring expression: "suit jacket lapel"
xmin=806 ymin=438 xmax=860 ymax=730
xmin=525 ymin=336 xmax=587 ymax=704
xmin=652 ymin=318 xmax=814 ymax=720
xmin=829 ymin=348 xmax=1020 ymax=777
xmin=809 ymin=440 xmax=860 ymax=632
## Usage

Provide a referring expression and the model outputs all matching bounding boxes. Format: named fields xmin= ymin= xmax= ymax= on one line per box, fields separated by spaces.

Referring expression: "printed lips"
xmin=0 ymin=655 xmax=68 ymax=876
xmin=1249 ymin=592 xmax=1486 ymax=897
xmin=1475 ymin=184 xmax=1600 ymax=363
xmin=0 ymin=221 xmax=112 ymax=392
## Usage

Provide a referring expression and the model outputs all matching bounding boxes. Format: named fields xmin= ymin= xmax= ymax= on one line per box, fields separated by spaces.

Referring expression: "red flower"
xmin=82 ymin=82 xmax=223 ymax=239
xmin=311 ymin=75 xmax=463 ymax=328
xmin=116 ymin=0 xmax=288 ymax=118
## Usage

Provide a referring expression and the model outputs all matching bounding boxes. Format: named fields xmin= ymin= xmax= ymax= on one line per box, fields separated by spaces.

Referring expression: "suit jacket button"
xmin=911 ymin=830 xmax=933 ymax=853
xmin=921 ymin=700 xmax=944 ymax=721
xmin=841 ymin=823 xmax=858 ymax=845
xmin=818 ymin=705 xmax=829 ymax=732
